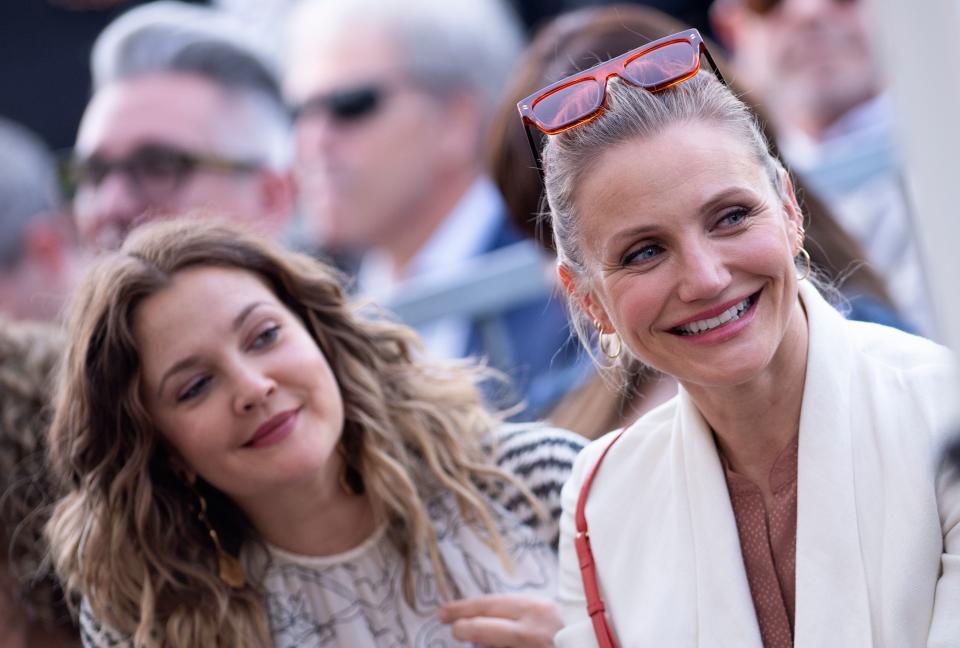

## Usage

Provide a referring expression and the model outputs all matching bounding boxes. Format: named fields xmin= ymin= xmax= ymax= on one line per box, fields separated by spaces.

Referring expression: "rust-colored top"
xmin=721 ymin=434 xmax=799 ymax=648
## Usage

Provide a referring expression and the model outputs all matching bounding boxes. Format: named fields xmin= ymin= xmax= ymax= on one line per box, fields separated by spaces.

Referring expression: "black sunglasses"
xmin=61 ymin=144 xmax=259 ymax=202
xmin=745 ymin=0 xmax=855 ymax=14
xmin=291 ymin=84 xmax=390 ymax=123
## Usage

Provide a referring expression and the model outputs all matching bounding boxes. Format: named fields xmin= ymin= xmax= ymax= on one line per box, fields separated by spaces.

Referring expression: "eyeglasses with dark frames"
xmin=61 ymin=143 xmax=261 ymax=205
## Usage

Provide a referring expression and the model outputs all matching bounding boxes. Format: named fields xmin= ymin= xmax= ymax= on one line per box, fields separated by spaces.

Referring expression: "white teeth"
xmin=676 ymin=296 xmax=752 ymax=336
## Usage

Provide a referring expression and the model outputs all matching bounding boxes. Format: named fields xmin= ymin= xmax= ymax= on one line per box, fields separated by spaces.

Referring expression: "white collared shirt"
xmin=357 ymin=176 xmax=505 ymax=359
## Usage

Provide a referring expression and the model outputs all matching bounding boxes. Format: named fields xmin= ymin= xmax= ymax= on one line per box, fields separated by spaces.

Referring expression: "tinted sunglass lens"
xmin=745 ymin=0 xmax=775 ymax=12
xmin=531 ymin=78 xmax=603 ymax=133
xmin=328 ymin=87 xmax=381 ymax=121
xmin=624 ymin=41 xmax=699 ymax=90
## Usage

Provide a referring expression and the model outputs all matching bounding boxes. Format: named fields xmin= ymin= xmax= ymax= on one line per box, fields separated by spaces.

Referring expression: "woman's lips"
xmin=667 ymin=289 xmax=762 ymax=345
xmin=245 ymin=408 xmax=299 ymax=449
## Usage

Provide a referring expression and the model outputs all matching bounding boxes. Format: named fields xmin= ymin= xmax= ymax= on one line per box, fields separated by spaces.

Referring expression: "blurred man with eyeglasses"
xmin=284 ymin=0 xmax=582 ymax=418
xmin=710 ymin=0 xmax=933 ymax=334
xmin=67 ymin=0 xmax=294 ymax=251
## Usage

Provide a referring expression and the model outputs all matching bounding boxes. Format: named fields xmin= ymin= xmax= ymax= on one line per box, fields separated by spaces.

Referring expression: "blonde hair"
xmin=47 ymin=217 xmax=524 ymax=647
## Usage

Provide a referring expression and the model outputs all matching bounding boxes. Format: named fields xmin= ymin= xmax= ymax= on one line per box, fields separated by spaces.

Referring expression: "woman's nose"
xmin=232 ymin=364 xmax=277 ymax=414
xmin=674 ymin=243 xmax=732 ymax=303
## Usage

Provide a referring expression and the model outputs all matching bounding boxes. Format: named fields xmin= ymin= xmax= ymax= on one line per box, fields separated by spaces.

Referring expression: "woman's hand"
xmin=438 ymin=593 xmax=562 ymax=647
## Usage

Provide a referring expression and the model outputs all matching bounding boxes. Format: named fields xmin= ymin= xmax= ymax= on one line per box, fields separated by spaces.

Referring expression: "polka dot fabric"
xmin=721 ymin=434 xmax=798 ymax=648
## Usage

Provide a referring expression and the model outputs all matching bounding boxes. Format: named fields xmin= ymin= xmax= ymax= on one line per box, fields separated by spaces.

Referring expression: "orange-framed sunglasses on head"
xmin=517 ymin=29 xmax=725 ymax=174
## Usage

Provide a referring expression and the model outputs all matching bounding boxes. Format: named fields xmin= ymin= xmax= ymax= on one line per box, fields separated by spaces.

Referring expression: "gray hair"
xmin=543 ymin=72 xmax=787 ymax=357
xmin=286 ymin=0 xmax=525 ymax=121
xmin=91 ymin=1 xmax=291 ymax=169
xmin=0 ymin=118 xmax=59 ymax=269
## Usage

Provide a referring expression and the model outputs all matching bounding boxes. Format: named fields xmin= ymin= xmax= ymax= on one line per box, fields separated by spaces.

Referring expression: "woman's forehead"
xmin=134 ymin=267 xmax=278 ymax=347
xmin=575 ymin=123 xmax=770 ymax=219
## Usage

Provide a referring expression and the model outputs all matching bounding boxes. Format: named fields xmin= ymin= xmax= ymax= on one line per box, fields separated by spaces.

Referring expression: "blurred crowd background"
xmin=0 ymin=0 xmax=938 ymax=386
xmin=0 ymin=0 xmax=955 ymax=644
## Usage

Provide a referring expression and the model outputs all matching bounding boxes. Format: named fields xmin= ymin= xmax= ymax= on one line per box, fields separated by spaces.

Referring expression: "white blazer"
xmin=556 ymin=282 xmax=960 ymax=647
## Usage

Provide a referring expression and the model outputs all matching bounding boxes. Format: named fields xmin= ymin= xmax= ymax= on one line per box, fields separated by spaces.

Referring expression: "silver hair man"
xmin=72 ymin=1 xmax=294 ymax=250
xmin=284 ymin=0 xmax=581 ymax=423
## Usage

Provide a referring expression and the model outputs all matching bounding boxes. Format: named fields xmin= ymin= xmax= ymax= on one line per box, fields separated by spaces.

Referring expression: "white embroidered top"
xmin=79 ymin=425 xmax=584 ymax=648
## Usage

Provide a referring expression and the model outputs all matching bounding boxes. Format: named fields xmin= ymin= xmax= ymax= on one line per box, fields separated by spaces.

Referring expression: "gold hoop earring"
xmin=594 ymin=319 xmax=622 ymax=360
xmin=796 ymin=247 xmax=812 ymax=281
xmin=194 ymin=490 xmax=246 ymax=589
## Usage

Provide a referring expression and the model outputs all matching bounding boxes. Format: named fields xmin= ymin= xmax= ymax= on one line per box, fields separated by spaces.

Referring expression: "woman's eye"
xmin=177 ymin=376 xmax=211 ymax=403
xmin=623 ymin=243 xmax=663 ymax=266
xmin=250 ymin=324 xmax=281 ymax=350
xmin=718 ymin=207 xmax=751 ymax=228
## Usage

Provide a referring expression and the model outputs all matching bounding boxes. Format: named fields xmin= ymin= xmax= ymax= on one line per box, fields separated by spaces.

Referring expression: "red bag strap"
xmin=574 ymin=429 xmax=627 ymax=648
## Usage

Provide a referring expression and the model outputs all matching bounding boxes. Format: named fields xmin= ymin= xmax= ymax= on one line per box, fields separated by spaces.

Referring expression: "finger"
xmin=439 ymin=593 xmax=530 ymax=622
xmin=450 ymin=616 xmax=523 ymax=646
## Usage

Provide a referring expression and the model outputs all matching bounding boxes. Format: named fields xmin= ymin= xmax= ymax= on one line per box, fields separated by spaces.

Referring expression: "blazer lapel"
xmin=676 ymin=389 xmax=764 ymax=647
xmin=794 ymin=283 xmax=874 ymax=646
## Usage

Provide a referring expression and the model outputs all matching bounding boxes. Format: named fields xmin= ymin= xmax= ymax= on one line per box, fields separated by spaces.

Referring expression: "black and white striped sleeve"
xmin=79 ymin=598 xmax=134 ymax=648
xmin=485 ymin=423 xmax=586 ymax=549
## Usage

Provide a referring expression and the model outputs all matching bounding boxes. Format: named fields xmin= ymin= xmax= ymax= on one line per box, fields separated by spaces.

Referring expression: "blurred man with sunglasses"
xmin=284 ymin=0 xmax=582 ymax=419
xmin=67 ymin=1 xmax=294 ymax=251
xmin=711 ymin=0 xmax=933 ymax=334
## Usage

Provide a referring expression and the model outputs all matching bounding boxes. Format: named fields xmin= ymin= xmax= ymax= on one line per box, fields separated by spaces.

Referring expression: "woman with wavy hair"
xmin=0 ymin=318 xmax=79 ymax=647
xmin=46 ymin=217 xmax=582 ymax=648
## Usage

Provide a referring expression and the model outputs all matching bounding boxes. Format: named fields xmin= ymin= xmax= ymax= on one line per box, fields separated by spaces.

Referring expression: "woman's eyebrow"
xmin=156 ymin=301 xmax=267 ymax=398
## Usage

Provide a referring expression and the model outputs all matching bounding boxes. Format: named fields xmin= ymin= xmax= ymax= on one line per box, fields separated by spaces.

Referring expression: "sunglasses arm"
xmin=522 ymin=121 xmax=548 ymax=184
xmin=702 ymin=47 xmax=726 ymax=85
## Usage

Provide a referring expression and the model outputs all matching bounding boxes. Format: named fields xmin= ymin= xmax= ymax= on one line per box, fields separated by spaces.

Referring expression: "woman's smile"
xmin=244 ymin=407 xmax=302 ymax=449
xmin=569 ymin=120 xmax=805 ymax=388
xmin=666 ymin=289 xmax=761 ymax=345
xmin=135 ymin=266 xmax=345 ymax=502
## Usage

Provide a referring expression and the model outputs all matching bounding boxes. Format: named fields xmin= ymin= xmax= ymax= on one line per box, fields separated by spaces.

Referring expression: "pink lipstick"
xmin=245 ymin=408 xmax=299 ymax=449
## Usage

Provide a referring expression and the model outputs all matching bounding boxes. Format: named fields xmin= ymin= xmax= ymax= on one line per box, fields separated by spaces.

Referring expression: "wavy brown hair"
xmin=0 ymin=318 xmax=78 ymax=641
xmin=46 ymin=217 xmax=526 ymax=647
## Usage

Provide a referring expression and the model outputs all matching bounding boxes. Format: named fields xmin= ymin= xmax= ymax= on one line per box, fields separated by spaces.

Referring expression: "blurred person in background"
xmin=0 ymin=117 xmax=82 ymax=321
xmin=0 ymin=0 xmax=204 ymax=152
xmin=0 ymin=318 xmax=79 ymax=647
xmin=65 ymin=0 xmax=294 ymax=251
xmin=710 ymin=0 xmax=931 ymax=334
xmin=487 ymin=3 xmax=907 ymax=439
xmin=284 ymin=0 xmax=580 ymax=418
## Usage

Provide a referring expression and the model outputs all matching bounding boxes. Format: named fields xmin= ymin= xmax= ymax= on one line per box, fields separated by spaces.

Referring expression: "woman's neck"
xmin=684 ymin=299 xmax=809 ymax=492
xmin=236 ymin=465 xmax=377 ymax=557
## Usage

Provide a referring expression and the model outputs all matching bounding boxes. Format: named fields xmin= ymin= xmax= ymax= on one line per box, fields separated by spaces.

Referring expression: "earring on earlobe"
xmin=593 ymin=319 xmax=622 ymax=360
xmin=191 ymin=485 xmax=246 ymax=589
xmin=796 ymin=247 xmax=812 ymax=282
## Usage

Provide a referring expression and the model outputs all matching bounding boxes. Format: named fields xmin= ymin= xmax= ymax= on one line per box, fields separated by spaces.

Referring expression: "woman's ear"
xmin=557 ymin=263 xmax=613 ymax=332
xmin=779 ymin=169 xmax=805 ymax=254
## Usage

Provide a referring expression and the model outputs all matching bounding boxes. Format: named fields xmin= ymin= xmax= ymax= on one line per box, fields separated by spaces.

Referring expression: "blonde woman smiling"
xmin=518 ymin=29 xmax=960 ymax=647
